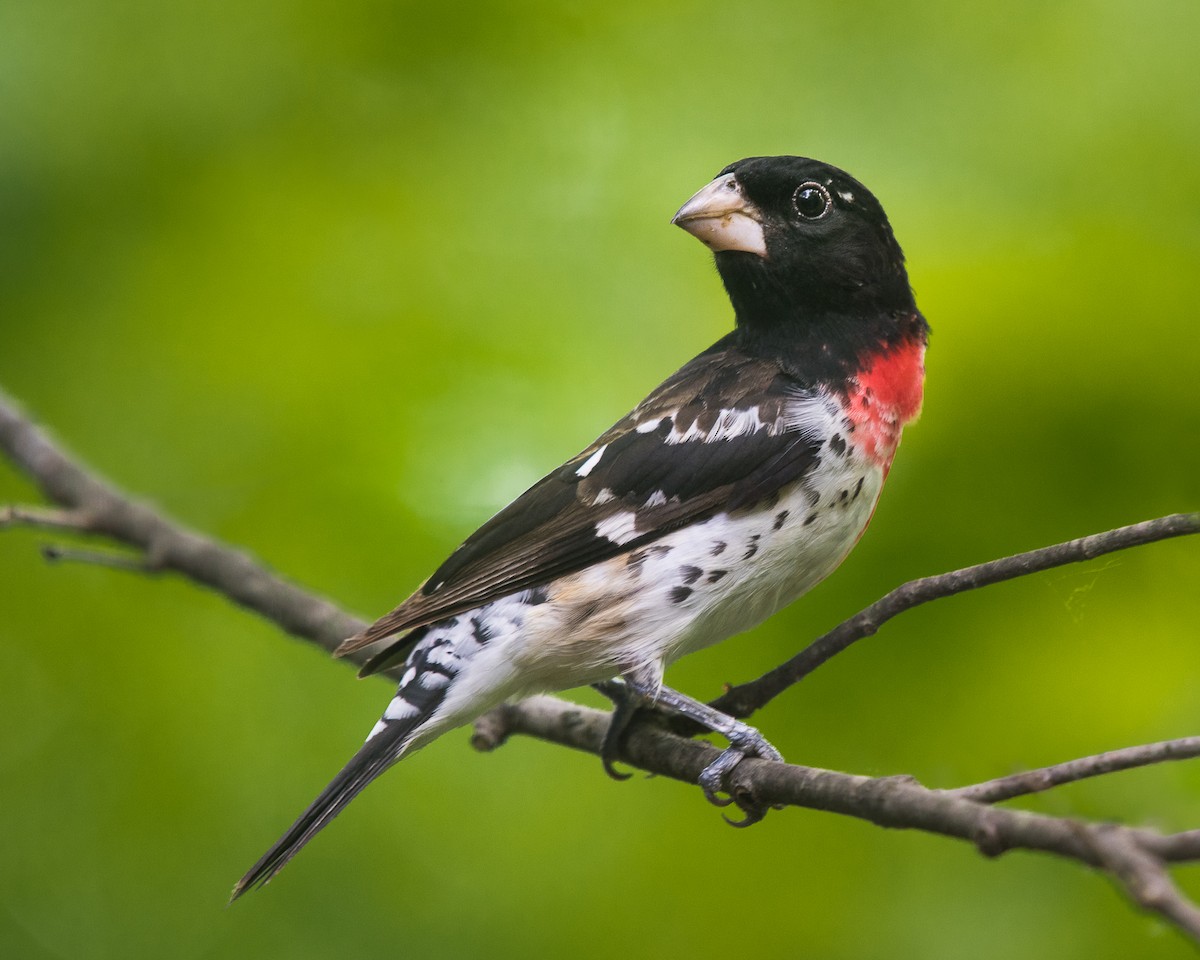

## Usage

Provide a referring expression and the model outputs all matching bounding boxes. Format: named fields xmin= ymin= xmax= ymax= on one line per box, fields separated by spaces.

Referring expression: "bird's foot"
xmin=608 ymin=672 xmax=784 ymax=825
xmin=596 ymin=673 xmax=784 ymax=823
xmin=592 ymin=680 xmax=644 ymax=781
xmin=696 ymin=722 xmax=784 ymax=827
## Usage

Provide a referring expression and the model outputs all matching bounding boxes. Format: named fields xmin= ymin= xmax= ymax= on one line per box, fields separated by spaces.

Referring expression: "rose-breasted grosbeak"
xmin=233 ymin=156 xmax=928 ymax=898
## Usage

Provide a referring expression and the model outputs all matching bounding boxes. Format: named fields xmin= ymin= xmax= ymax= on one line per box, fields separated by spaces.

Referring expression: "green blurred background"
xmin=2 ymin=0 xmax=1198 ymax=957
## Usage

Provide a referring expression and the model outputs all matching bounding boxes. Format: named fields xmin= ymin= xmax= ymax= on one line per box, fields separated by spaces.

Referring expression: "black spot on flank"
xmin=669 ymin=586 xmax=693 ymax=604
xmin=627 ymin=543 xmax=669 ymax=574
xmin=680 ymin=565 xmax=703 ymax=585
xmin=852 ymin=476 xmax=865 ymax=501
xmin=743 ymin=535 xmax=761 ymax=560
xmin=707 ymin=569 xmax=728 ymax=583
xmin=774 ymin=510 xmax=789 ymax=530
xmin=837 ymin=489 xmax=849 ymax=504
xmin=829 ymin=434 xmax=846 ymax=456
xmin=805 ymin=489 xmax=820 ymax=507
xmin=805 ymin=513 xmax=818 ymax=526
xmin=711 ymin=540 xmax=727 ymax=556
xmin=471 ymin=617 xmax=493 ymax=645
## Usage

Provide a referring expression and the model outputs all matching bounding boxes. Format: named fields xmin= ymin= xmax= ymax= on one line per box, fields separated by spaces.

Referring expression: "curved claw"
xmin=722 ymin=793 xmax=768 ymax=828
xmin=602 ymin=756 xmax=633 ymax=782
xmin=722 ymin=808 xmax=765 ymax=828
xmin=702 ymin=789 xmax=736 ymax=808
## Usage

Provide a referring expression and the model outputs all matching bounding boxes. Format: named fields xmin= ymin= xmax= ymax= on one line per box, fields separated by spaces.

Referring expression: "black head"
xmin=673 ymin=156 xmax=917 ymax=338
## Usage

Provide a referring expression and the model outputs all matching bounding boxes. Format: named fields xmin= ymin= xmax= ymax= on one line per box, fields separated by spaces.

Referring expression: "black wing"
xmin=339 ymin=343 xmax=824 ymax=669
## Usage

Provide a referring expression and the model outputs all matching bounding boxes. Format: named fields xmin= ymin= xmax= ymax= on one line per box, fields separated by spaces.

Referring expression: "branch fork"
xmin=2 ymin=386 xmax=1198 ymax=942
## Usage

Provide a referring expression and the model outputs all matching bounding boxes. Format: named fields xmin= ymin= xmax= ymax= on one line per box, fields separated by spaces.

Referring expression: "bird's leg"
xmin=591 ymin=679 xmax=645 ymax=781
xmin=620 ymin=669 xmax=783 ymax=826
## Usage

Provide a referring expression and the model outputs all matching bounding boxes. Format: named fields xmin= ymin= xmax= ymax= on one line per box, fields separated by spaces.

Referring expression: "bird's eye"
xmin=793 ymin=182 xmax=832 ymax=221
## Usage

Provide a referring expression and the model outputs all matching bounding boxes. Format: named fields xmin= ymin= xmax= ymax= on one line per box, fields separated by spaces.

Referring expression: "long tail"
xmin=231 ymin=626 xmax=453 ymax=901
xmin=231 ymin=603 xmax=519 ymax=900
xmin=229 ymin=711 xmax=418 ymax=901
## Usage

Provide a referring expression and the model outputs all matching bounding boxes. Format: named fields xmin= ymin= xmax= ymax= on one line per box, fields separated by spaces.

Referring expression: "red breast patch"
xmin=844 ymin=339 xmax=926 ymax=472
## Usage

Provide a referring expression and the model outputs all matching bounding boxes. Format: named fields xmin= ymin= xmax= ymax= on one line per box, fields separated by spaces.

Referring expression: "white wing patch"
xmin=595 ymin=511 xmax=639 ymax=545
xmin=575 ymin=444 xmax=608 ymax=478
xmin=635 ymin=416 xmax=669 ymax=434
xmin=632 ymin=405 xmax=788 ymax=445
xmin=667 ymin=408 xmax=768 ymax=446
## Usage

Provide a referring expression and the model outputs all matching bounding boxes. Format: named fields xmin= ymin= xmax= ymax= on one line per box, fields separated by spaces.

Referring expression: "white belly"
xmin=660 ymin=453 xmax=883 ymax=662
xmin=509 ymin=449 xmax=885 ymax=691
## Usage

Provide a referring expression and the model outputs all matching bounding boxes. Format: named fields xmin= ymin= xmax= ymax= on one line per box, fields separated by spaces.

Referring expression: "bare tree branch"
xmin=949 ymin=737 xmax=1200 ymax=804
xmin=1090 ymin=825 xmax=1200 ymax=940
xmin=473 ymin=694 xmax=1200 ymax=937
xmin=3 ymin=384 xmax=1199 ymax=942
xmin=0 ymin=388 xmax=366 ymax=657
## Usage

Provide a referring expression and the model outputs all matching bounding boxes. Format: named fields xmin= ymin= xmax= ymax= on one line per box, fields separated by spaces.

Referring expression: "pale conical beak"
xmin=671 ymin=172 xmax=767 ymax=257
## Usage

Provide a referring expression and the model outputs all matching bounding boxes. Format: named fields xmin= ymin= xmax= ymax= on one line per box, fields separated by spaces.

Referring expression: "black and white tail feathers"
xmin=230 ymin=710 xmax=418 ymax=901
xmin=231 ymin=625 xmax=469 ymax=901
xmin=232 ymin=597 xmax=531 ymax=898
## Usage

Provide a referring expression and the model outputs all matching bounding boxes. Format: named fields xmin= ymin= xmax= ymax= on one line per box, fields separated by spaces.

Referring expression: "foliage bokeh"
xmin=2 ymin=1 xmax=1198 ymax=957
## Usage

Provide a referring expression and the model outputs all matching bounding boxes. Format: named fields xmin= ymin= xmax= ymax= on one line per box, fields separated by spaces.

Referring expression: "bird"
xmin=232 ymin=155 xmax=929 ymax=899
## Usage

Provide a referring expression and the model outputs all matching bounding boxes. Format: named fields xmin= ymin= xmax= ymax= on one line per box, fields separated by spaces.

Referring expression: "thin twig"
xmin=949 ymin=737 xmax=1200 ymax=803
xmin=1141 ymin=830 xmax=1200 ymax=863
xmin=0 ymin=504 xmax=93 ymax=531
xmin=40 ymin=542 xmax=159 ymax=572
xmin=711 ymin=513 xmax=1200 ymax=719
